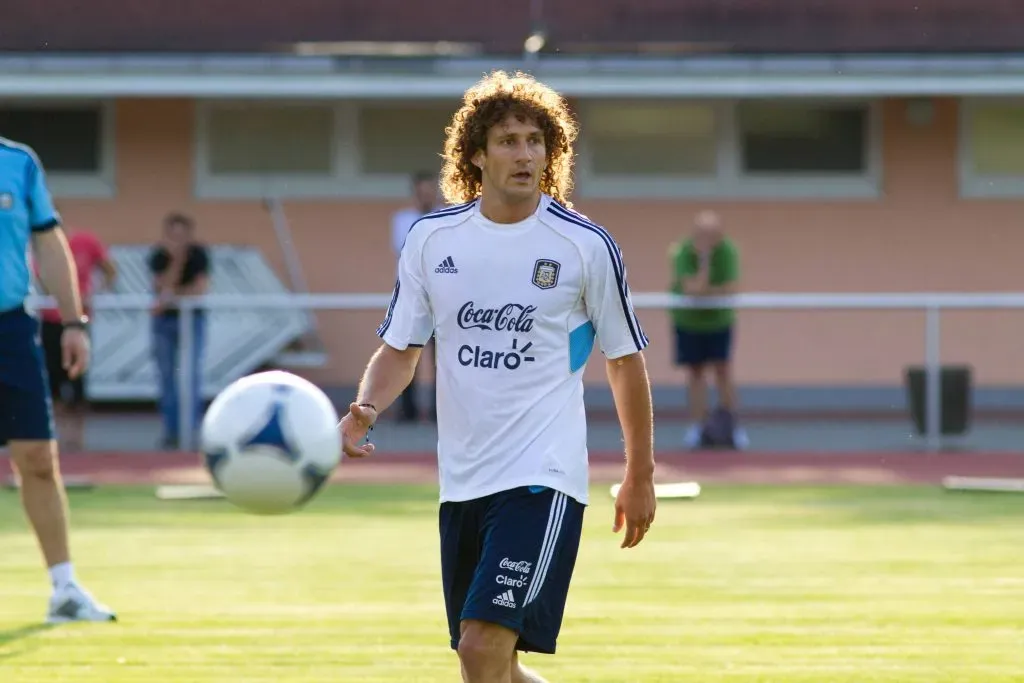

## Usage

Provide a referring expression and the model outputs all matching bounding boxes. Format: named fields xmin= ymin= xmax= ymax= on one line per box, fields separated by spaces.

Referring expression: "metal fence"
xmin=29 ymin=291 xmax=1024 ymax=452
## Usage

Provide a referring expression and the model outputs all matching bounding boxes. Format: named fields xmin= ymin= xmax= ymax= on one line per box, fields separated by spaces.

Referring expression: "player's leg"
xmin=440 ymin=498 xmax=489 ymax=678
xmin=456 ymin=486 xmax=585 ymax=682
xmin=708 ymin=326 xmax=748 ymax=449
xmin=511 ymin=652 xmax=549 ymax=682
xmin=151 ymin=315 xmax=180 ymax=447
xmin=13 ymin=439 xmax=116 ymax=623
xmin=1 ymin=310 xmax=114 ymax=622
xmin=190 ymin=311 xmax=208 ymax=437
xmin=3 ymin=312 xmax=69 ymax=569
xmin=675 ymin=327 xmax=707 ymax=447
xmin=9 ymin=438 xmax=70 ymax=570
xmin=453 ymin=638 xmax=551 ymax=683
xmin=707 ymin=327 xmax=736 ymax=410
xmin=458 ymin=619 xmax=518 ymax=682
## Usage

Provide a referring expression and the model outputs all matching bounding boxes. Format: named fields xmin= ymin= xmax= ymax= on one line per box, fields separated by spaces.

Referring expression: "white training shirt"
xmin=376 ymin=193 xmax=649 ymax=505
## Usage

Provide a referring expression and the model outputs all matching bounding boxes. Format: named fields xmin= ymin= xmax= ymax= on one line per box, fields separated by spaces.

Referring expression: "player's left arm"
xmin=583 ymin=237 xmax=656 ymax=548
xmin=605 ymin=351 xmax=655 ymax=478
xmin=28 ymin=155 xmax=84 ymax=324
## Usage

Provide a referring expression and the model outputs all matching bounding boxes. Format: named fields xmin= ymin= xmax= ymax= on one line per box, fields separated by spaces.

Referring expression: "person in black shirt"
xmin=148 ymin=212 xmax=211 ymax=449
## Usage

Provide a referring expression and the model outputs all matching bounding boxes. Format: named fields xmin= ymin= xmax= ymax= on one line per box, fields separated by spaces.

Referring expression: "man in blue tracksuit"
xmin=0 ymin=138 xmax=116 ymax=623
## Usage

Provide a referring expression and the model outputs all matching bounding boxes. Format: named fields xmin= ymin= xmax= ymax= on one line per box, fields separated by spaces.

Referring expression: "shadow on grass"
xmin=0 ymin=622 xmax=56 ymax=660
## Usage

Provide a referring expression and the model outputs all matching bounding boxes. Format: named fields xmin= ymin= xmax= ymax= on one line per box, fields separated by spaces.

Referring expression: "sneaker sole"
xmin=46 ymin=613 xmax=118 ymax=624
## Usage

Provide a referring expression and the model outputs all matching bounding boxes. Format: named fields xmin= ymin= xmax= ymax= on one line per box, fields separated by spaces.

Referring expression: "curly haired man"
xmin=339 ymin=71 xmax=657 ymax=683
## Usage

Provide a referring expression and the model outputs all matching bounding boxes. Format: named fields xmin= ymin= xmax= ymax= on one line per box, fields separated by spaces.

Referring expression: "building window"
xmin=959 ymin=100 xmax=1024 ymax=197
xmin=357 ymin=105 xmax=453 ymax=176
xmin=0 ymin=107 xmax=101 ymax=173
xmin=205 ymin=105 xmax=335 ymax=176
xmin=575 ymin=99 xmax=879 ymax=199
xmin=0 ymin=103 xmax=114 ymax=197
xmin=737 ymin=103 xmax=868 ymax=175
xmin=969 ymin=103 xmax=1024 ymax=175
xmin=586 ymin=102 xmax=718 ymax=177
xmin=196 ymin=100 xmax=457 ymax=198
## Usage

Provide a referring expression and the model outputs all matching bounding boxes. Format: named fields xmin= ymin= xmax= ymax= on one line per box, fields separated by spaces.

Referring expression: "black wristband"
xmin=357 ymin=403 xmax=377 ymax=413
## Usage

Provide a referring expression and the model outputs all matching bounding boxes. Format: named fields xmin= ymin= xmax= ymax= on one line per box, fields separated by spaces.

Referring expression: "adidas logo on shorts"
xmin=491 ymin=589 xmax=516 ymax=609
xmin=435 ymin=256 xmax=458 ymax=274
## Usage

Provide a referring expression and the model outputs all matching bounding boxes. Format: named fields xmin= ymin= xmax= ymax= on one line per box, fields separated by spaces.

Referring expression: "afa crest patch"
xmin=0 ymin=193 xmax=12 ymax=210
xmin=531 ymin=259 xmax=560 ymax=290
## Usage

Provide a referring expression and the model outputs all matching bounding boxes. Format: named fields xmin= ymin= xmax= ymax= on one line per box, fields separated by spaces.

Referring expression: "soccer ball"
xmin=200 ymin=370 xmax=342 ymax=515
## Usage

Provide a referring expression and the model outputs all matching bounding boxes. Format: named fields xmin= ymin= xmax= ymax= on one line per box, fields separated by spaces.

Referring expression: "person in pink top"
xmin=36 ymin=225 xmax=117 ymax=448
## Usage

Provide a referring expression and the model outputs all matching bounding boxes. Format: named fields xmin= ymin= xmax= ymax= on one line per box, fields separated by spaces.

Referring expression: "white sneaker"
xmin=683 ymin=424 xmax=703 ymax=449
xmin=46 ymin=582 xmax=117 ymax=623
xmin=733 ymin=427 xmax=750 ymax=451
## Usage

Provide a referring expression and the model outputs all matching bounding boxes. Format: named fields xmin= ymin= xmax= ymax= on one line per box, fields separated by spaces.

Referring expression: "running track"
xmin=3 ymin=450 xmax=1023 ymax=486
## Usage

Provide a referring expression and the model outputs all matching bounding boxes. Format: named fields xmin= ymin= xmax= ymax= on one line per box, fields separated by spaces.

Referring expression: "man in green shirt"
xmin=668 ymin=210 xmax=747 ymax=449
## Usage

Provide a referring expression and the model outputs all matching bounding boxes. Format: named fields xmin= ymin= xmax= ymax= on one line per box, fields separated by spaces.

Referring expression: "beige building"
xmin=8 ymin=1 xmax=1024 ymax=410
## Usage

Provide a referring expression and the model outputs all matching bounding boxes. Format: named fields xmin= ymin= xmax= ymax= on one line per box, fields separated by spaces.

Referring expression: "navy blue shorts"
xmin=0 ymin=306 xmax=56 ymax=446
xmin=674 ymin=326 xmax=733 ymax=366
xmin=440 ymin=485 xmax=585 ymax=655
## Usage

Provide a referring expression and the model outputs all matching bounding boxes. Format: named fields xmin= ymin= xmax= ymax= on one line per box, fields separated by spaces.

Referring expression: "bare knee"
xmin=10 ymin=440 xmax=59 ymax=481
xmin=458 ymin=620 xmax=517 ymax=681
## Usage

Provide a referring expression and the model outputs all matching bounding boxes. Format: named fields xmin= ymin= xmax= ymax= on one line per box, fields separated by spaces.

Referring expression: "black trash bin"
xmin=904 ymin=364 xmax=972 ymax=436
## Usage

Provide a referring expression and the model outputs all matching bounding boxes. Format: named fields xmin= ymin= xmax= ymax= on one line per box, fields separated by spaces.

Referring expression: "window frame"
xmin=575 ymin=98 xmax=883 ymax=200
xmin=0 ymin=99 xmax=116 ymax=199
xmin=194 ymin=99 xmax=455 ymax=199
xmin=958 ymin=97 xmax=1024 ymax=198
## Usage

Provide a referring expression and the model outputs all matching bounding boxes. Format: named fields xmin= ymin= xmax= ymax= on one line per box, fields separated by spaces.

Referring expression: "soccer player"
xmin=0 ymin=139 xmax=117 ymax=623
xmin=339 ymin=71 xmax=656 ymax=682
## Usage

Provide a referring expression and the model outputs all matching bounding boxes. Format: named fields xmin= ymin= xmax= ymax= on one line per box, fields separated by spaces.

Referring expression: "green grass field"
xmin=2 ymin=483 xmax=1023 ymax=682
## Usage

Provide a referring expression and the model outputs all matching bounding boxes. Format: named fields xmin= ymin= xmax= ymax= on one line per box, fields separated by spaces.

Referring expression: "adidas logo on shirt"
xmin=435 ymin=256 xmax=458 ymax=274
xmin=491 ymin=589 xmax=516 ymax=609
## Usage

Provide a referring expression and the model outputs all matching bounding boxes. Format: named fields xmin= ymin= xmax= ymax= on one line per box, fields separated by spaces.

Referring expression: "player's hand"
xmin=339 ymin=402 xmax=378 ymax=459
xmin=61 ymin=326 xmax=90 ymax=379
xmin=612 ymin=472 xmax=656 ymax=549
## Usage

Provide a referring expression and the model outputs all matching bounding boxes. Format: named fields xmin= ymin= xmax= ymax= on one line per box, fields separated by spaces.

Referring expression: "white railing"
xmin=28 ymin=291 xmax=1023 ymax=452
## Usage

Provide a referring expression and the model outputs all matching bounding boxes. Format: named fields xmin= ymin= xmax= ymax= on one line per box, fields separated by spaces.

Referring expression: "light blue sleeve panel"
xmin=568 ymin=320 xmax=596 ymax=374
xmin=25 ymin=152 xmax=60 ymax=231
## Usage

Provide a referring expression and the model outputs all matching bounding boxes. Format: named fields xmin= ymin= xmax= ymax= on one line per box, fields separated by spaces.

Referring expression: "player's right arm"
xmin=339 ymin=343 xmax=422 ymax=458
xmin=28 ymin=152 xmax=90 ymax=378
xmin=340 ymin=231 xmax=434 ymax=458
xmin=28 ymin=154 xmax=82 ymax=324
